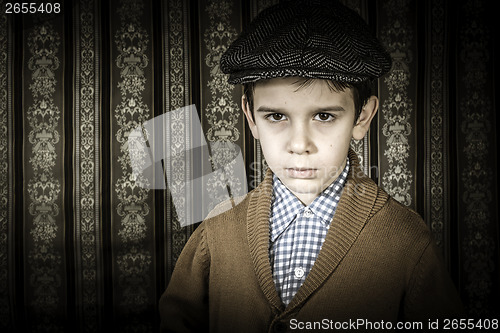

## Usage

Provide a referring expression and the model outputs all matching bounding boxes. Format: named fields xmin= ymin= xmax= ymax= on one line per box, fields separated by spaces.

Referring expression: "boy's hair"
xmin=243 ymin=78 xmax=374 ymax=123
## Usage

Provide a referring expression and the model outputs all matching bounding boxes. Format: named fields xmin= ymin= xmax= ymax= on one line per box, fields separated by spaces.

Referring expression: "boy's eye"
xmin=314 ymin=113 xmax=335 ymax=122
xmin=265 ymin=113 xmax=286 ymax=122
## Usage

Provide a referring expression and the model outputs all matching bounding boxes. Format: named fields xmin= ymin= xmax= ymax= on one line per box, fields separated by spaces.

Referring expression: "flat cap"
xmin=220 ymin=0 xmax=392 ymax=84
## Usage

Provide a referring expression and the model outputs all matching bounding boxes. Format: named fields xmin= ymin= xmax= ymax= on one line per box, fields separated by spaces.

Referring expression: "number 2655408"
xmin=5 ymin=2 xmax=61 ymax=14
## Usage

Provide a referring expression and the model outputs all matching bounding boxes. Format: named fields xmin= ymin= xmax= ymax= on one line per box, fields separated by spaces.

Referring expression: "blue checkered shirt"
xmin=269 ymin=160 xmax=350 ymax=306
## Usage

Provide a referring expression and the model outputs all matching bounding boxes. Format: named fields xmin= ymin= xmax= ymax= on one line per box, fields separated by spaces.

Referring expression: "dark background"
xmin=0 ymin=0 xmax=497 ymax=332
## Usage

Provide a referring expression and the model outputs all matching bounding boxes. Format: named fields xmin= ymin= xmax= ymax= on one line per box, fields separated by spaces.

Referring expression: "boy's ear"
xmin=242 ymin=95 xmax=260 ymax=140
xmin=353 ymin=96 xmax=378 ymax=140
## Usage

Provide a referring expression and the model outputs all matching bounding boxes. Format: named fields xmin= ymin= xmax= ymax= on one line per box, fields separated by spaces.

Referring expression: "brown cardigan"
xmin=159 ymin=150 xmax=464 ymax=332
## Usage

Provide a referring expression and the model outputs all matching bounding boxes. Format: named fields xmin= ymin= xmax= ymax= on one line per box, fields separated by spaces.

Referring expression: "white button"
xmin=304 ymin=209 xmax=312 ymax=217
xmin=294 ymin=267 xmax=305 ymax=279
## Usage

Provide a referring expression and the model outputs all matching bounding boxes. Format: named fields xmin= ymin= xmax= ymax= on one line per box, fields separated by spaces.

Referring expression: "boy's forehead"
xmin=253 ymin=77 xmax=355 ymax=110
xmin=254 ymin=77 xmax=344 ymax=90
xmin=254 ymin=77 xmax=351 ymax=94
xmin=220 ymin=0 xmax=392 ymax=85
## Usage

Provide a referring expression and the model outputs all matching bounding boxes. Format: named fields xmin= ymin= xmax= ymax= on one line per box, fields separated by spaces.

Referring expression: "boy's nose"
xmin=287 ymin=125 xmax=314 ymax=155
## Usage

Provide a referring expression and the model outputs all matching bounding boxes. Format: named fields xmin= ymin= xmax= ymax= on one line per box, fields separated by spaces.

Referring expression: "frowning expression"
xmin=243 ymin=77 xmax=375 ymax=205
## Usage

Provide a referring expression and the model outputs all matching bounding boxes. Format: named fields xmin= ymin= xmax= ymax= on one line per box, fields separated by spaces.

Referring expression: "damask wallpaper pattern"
xmin=23 ymin=15 xmax=65 ymax=332
xmin=110 ymin=0 xmax=156 ymax=330
xmin=162 ymin=0 xmax=193 ymax=287
xmin=0 ymin=0 xmax=498 ymax=332
xmin=73 ymin=0 xmax=103 ymax=330
xmin=0 ymin=0 xmax=13 ymax=328
xmin=456 ymin=0 xmax=496 ymax=318
xmin=378 ymin=0 xmax=416 ymax=208
xmin=424 ymin=0 xmax=449 ymax=260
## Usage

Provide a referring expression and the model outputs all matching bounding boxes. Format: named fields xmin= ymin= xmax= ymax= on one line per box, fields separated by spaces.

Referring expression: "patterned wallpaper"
xmin=0 ymin=0 xmax=498 ymax=331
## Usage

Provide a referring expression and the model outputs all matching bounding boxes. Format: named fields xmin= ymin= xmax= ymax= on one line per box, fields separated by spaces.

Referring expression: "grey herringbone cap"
xmin=220 ymin=0 xmax=392 ymax=84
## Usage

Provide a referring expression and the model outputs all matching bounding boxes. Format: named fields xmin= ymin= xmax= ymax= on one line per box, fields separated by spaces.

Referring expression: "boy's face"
xmin=242 ymin=77 xmax=377 ymax=205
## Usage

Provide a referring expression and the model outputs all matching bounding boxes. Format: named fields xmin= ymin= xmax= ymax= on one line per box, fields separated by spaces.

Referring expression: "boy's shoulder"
xmin=203 ymin=172 xmax=274 ymax=227
xmin=197 ymin=190 xmax=260 ymax=245
xmin=342 ymin=173 xmax=429 ymax=237
xmin=204 ymin=192 xmax=250 ymax=221
xmin=383 ymin=194 xmax=426 ymax=228
xmin=367 ymin=188 xmax=433 ymax=246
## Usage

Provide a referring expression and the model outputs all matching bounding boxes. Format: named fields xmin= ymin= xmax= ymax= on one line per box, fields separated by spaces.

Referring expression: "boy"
xmin=159 ymin=0 xmax=463 ymax=331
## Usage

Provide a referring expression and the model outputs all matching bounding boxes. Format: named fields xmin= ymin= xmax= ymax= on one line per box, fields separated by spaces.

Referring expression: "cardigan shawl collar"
xmin=246 ymin=149 xmax=389 ymax=315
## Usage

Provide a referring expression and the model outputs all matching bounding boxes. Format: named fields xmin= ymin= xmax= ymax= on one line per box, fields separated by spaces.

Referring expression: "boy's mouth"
xmin=285 ymin=168 xmax=317 ymax=178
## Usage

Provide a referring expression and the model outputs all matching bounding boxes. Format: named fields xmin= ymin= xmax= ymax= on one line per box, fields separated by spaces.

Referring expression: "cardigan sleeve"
xmin=159 ymin=224 xmax=210 ymax=332
xmin=404 ymin=239 xmax=465 ymax=322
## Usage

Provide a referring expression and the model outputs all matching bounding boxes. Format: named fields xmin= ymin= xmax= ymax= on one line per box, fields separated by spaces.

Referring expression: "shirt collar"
xmin=270 ymin=177 xmax=304 ymax=242
xmin=270 ymin=159 xmax=350 ymax=242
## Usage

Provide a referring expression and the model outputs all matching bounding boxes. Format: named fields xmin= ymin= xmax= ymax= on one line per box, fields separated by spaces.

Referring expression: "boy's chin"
xmin=281 ymin=178 xmax=326 ymax=196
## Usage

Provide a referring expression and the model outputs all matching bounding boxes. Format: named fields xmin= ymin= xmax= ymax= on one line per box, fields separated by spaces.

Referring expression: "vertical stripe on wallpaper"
xmin=0 ymin=2 xmax=14 ymax=330
xmin=162 ymin=0 xmax=193 ymax=279
xmin=424 ymin=0 xmax=449 ymax=261
xmin=23 ymin=15 xmax=66 ymax=332
xmin=199 ymin=0 xmax=244 ymax=210
xmin=377 ymin=0 xmax=417 ymax=209
xmin=456 ymin=0 xmax=497 ymax=318
xmin=110 ymin=0 xmax=155 ymax=331
xmin=73 ymin=0 xmax=103 ymax=331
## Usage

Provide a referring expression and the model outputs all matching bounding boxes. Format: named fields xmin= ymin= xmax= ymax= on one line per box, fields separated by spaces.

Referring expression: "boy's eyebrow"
xmin=255 ymin=106 xmax=284 ymax=113
xmin=256 ymin=106 xmax=347 ymax=112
